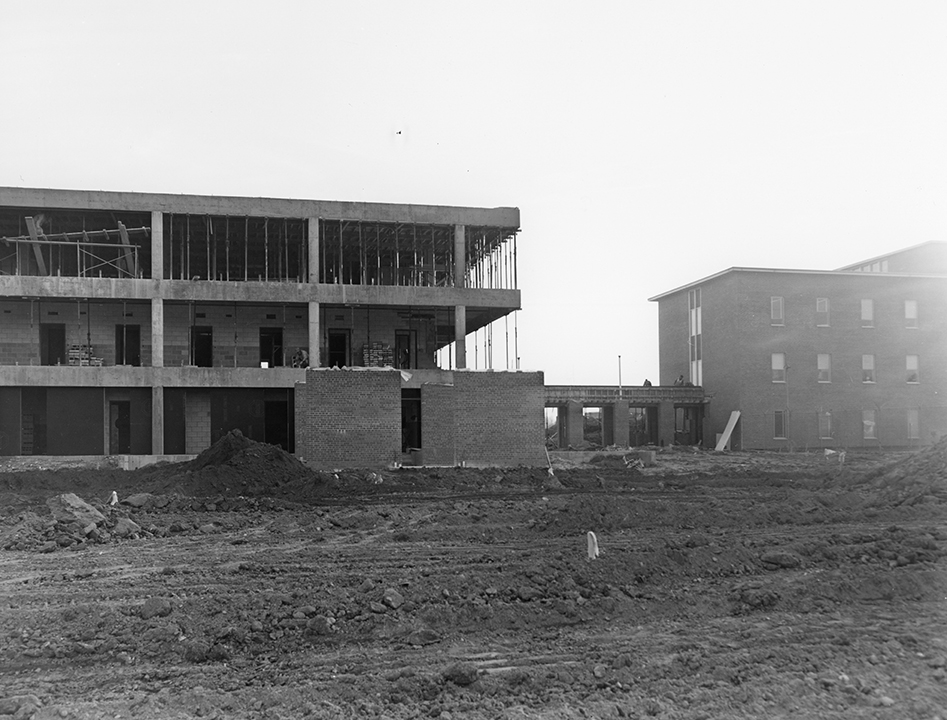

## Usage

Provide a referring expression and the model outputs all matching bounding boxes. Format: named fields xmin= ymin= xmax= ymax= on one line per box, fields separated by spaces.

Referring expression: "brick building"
xmin=650 ymin=242 xmax=947 ymax=450
xmin=0 ymin=186 xmax=543 ymax=466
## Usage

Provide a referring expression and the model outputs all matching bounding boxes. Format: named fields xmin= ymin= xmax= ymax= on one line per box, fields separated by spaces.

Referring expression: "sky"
xmin=1 ymin=1 xmax=945 ymax=385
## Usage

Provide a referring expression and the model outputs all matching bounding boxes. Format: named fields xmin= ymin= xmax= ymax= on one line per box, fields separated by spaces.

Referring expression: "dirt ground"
xmin=1 ymin=435 xmax=945 ymax=719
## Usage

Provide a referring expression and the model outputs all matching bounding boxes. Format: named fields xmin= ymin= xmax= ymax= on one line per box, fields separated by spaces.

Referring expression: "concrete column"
xmin=151 ymin=298 xmax=163 ymax=367
xmin=612 ymin=400 xmax=630 ymax=447
xmin=308 ymin=300 xmax=320 ymax=367
xmin=657 ymin=400 xmax=676 ymax=447
xmin=454 ymin=305 xmax=466 ymax=369
xmin=151 ymin=211 xmax=163 ymax=280
xmin=308 ymin=217 xmax=320 ymax=283
xmin=564 ymin=401 xmax=584 ymax=448
xmin=152 ymin=385 xmax=164 ymax=455
xmin=453 ymin=224 xmax=465 ymax=287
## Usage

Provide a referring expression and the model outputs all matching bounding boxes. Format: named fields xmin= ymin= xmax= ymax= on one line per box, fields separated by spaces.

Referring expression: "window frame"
xmin=862 ymin=409 xmax=876 ymax=440
xmin=774 ymin=410 xmax=787 ymax=440
xmin=816 ymin=297 xmax=830 ymax=327
xmin=818 ymin=411 xmax=833 ymax=440
xmin=861 ymin=354 xmax=875 ymax=383
xmin=906 ymin=355 xmax=919 ymax=384
xmin=817 ymin=353 xmax=832 ymax=383
xmin=861 ymin=299 xmax=874 ymax=328
xmin=770 ymin=296 xmax=784 ymax=326
xmin=907 ymin=409 xmax=920 ymax=440
xmin=771 ymin=352 xmax=786 ymax=383
xmin=905 ymin=300 xmax=918 ymax=329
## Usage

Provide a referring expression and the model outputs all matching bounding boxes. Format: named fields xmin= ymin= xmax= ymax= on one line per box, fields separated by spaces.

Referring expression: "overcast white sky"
xmin=2 ymin=2 xmax=944 ymax=384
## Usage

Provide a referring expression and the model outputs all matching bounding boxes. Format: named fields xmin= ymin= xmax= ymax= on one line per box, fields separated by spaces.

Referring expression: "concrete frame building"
xmin=0 ymin=187 xmax=543 ymax=465
xmin=650 ymin=242 xmax=947 ymax=450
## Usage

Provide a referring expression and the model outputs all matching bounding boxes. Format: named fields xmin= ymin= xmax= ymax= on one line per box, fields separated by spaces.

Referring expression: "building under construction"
xmin=0 ymin=187 xmax=546 ymax=467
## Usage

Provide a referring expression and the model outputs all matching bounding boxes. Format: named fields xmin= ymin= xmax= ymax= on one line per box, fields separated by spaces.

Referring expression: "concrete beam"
xmin=0 ymin=366 xmax=306 ymax=388
xmin=0 ymin=186 xmax=521 ymax=229
xmin=454 ymin=305 xmax=466 ymax=369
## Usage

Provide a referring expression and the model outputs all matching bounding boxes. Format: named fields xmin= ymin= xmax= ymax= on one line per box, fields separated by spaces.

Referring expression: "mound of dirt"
xmin=863 ymin=436 xmax=947 ymax=506
xmin=143 ymin=431 xmax=323 ymax=498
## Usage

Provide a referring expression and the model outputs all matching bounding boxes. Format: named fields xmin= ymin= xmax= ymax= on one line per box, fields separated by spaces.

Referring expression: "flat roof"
xmin=0 ymin=186 xmax=520 ymax=229
xmin=648 ymin=265 xmax=947 ymax=302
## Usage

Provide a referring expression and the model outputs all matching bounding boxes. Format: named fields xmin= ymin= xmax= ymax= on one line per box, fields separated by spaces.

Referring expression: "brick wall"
xmin=185 ymin=390 xmax=211 ymax=453
xmin=294 ymin=368 xmax=401 ymax=468
xmin=658 ymin=271 xmax=947 ymax=449
xmin=453 ymin=371 xmax=546 ymax=467
xmin=421 ymin=383 xmax=455 ymax=465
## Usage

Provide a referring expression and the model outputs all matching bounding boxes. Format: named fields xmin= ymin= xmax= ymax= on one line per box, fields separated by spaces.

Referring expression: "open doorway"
xmin=401 ymin=389 xmax=421 ymax=454
xmin=259 ymin=328 xmax=284 ymax=367
xmin=395 ymin=330 xmax=416 ymax=369
xmin=40 ymin=324 xmax=66 ymax=366
xmin=327 ymin=329 xmax=349 ymax=368
xmin=109 ymin=401 xmax=131 ymax=454
xmin=190 ymin=326 xmax=213 ymax=367
xmin=264 ymin=397 xmax=289 ymax=450
xmin=115 ymin=324 xmax=141 ymax=366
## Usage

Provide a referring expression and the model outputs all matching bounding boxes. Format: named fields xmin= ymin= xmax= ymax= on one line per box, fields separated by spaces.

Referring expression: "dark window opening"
xmin=629 ymin=406 xmax=658 ymax=446
xmin=190 ymin=326 xmax=213 ymax=367
xmin=327 ymin=330 xmax=349 ymax=368
xmin=259 ymin=327 xmax=284 ymax=367
xmin=40 ymin=324 xmax=66 ymax=366
xmin=264 ymin=399 xmax=289 ymax=450
xmin=109 ymin=401 xmax=131 ymax=454
xmin=402 ymin=389 xmax=421 ymax=453
xmin=115 ymin=324 xmax=141 ymax=366
xmin=395 ymin=330 xmax=416 ymax=369
xmin=674 ymin=406 xmax=703 ymax=446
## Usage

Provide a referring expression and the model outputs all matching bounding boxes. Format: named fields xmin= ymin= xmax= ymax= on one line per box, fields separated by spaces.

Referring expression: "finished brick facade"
xmin=295 ymin=369 xmax=546 ymax=468
xmin=651 ymin=242 xmax=947 ymax=450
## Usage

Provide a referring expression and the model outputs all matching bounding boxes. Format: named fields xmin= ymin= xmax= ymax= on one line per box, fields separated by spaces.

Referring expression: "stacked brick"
xmin=294 ymin=369 xmax=401 ymax=468
xmin=420 ymin=383 xmax=455 ymax=465
xmin=361 ymin=342 xmax=394 ymax=367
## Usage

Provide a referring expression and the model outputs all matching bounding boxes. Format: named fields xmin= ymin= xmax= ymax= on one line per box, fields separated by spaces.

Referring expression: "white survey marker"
xmin=587 ymin=531 xmax=600 ymax=560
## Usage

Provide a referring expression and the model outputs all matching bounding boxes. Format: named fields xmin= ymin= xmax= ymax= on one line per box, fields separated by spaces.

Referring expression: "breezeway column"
xmin=150 ymin=211 xmax=164 ymax=455
xmin=308 ymin=301 xmax=320 ymax=367
xmin=453 ymin=225 xmax=467 ymax=369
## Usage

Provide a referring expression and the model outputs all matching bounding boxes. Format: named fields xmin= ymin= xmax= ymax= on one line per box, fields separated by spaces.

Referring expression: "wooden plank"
xmin=25 ymin=217 xmax=48 ymax=276
xmin=117 ymin=222 xmax=136 ymax=277
xmin=714 ymin=410 xmax=741 ymax=451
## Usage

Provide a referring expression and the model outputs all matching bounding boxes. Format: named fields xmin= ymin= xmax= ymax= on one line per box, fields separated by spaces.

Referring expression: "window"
xmin=818 ymin=411 xmax=833 ymax=439
xmin=862 ymin=410 xmax=876 ymax=440
xmin=771 ymin=296 xmax=784 ymax=325
xmin=774 ymin=410 xmax=787 ymax=439
xmin=816 ymin=298 xmax=830 ymax=327
xmin=905 ymin=300 xmax=918 ymax=329
xmin=861 ymin=299 xmax=873 ymax=328
xmin=688 ymin=288 xmax=702 ymax=386
xmin=906 ymin=355 xmax=919 ymax=383
xmin=817 ymin=354 xmax=831 ymax=383
xmin=862 ymin=354 xmax=875 ymax=383
xmin=772 ymin=353 xmax=786 ymax=383
xmin=907 ymin=409 xmax=920 ymax=440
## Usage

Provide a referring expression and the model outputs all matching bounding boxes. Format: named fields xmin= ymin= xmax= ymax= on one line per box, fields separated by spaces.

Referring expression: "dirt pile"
xmin=143 ymin=430 xmax=323 ymax=498
xmin=862 ymin=436 xmax=947 ymax=506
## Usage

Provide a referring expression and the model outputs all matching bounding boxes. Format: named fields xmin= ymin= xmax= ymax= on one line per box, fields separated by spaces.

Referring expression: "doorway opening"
xmin=259 ymin=328 xmax=284 ymax=367
xmin=264 ymin=398 xmax=289 ymax=450
xmin=327 ymin=330 xmax=349 ymax=368
xmin=395 ymin=330 xmax=416 ymax=369
xmin=115 ymin=324 xmax=141 ymax=366
xmin=40 ymin=324 xmax=66 ymax=366
xmin=401 ymin=389 xmax=421 ymax=454
xmin=190 ymin=326 xmax=213 ymax=367
xmin=109 ymin=401 xmax=131 ymax=454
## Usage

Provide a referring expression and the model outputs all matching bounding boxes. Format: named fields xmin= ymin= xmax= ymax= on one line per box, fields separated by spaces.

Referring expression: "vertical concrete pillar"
xmin=151 ymin=298 xmax=163 ymax=368
xmin=150 ymin=211 xmax=163 ymax=280
xmin=152 ymin=385 xmax=164 ymax=455
xmin=612 ymin=400 xmax=630 ymax=447
xmin=308 ymin=300 xmax=321 ymax=367
xmin=564 ymin=401 xmax=584 ymax=448
xmin=454 ymin=305 xmax=466 ymax=369
xmin=657 ymin=400 xmax=676 ymax=447
xmin=308 ymin=217 xmax=320 ymax=283
xmin=453 ymin=224 xmax=465 ymax=288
